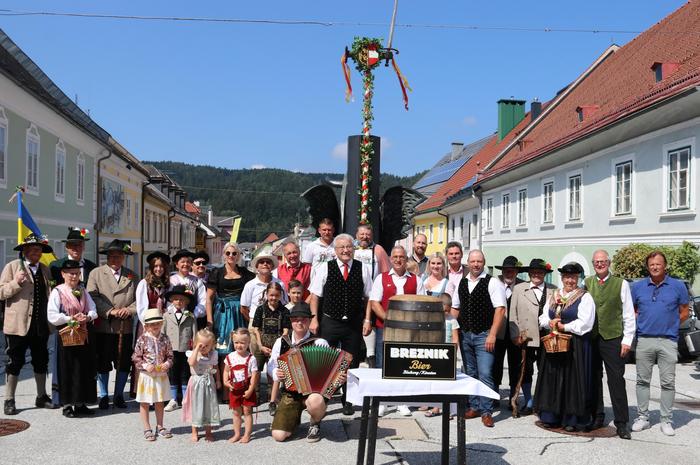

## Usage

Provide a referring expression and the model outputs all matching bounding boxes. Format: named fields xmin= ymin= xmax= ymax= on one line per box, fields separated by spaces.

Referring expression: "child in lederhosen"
xmin=162 ymin=285 xmax=197 ymax=411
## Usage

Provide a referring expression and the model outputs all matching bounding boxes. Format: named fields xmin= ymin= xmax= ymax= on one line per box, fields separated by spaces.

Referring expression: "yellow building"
xmin=412 ymin=210 xmax=448 ymax=256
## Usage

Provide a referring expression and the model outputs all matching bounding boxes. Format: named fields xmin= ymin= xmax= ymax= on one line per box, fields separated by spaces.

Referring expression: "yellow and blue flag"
xmin=229 ymin=216 xmax=242 ymax=244
xmin=15 ymin=188 xmax=57 ymax=266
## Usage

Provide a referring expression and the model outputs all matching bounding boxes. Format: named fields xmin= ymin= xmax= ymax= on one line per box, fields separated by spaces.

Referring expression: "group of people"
xmin=0 ymin=221 xmax=690 ymax=443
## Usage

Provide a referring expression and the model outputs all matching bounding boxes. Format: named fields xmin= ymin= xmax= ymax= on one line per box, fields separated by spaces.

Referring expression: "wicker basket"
xmin=540 ymin=332 xmax=571 ymax=353
xmin=59 ymin=324 xmax=88 ymax=347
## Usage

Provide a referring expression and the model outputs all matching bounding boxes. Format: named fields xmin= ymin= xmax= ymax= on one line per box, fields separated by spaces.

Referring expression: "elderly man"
xmin=354 ymin=224 xmax=390 ymax=368
xmin=584 ymin=250 xmax=635 ymax=439
xmin=368 ymin=245 xmax=425 ymax=416
xmin=493 ymin=256 xmax=525 ymax=409
xmin=302 ymin=218 xmax=336 ymax=281
xmin=409 ymin=233 xmax=428 ymax=276
xmin=451 ymin=250 xmax=507 ymax=427
xmin=631 ymin=251 xmax=689 ymax=437
xmin=509 ymin=258 xmax=557 ymax=416
xmin=445 ymin=241 xmax=467 ymax=296
xmin=49 ymin=227 xmax=97 ymax=286
xmin=1 ymin=234 xmax=55 ymax=415
xmin=87 ymin=239 xmax=139 ymax=410
xmin=274 ymin=241 xmax=312 ymax=300
xmin=309 ymin=233 xmax=372 ymax=415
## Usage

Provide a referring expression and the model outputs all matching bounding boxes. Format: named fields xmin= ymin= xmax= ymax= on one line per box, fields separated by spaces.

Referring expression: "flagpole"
xmin=16 ymin=188 xmax=22 ymax=245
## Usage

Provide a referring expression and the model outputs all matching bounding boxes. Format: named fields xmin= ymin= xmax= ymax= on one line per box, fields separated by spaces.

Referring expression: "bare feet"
xmin=191 ymin=433 xmax=200 ymax=443
xmin=228 ymin=434 xmax=240 ymax=443
xmin=205 ymin=433 xmax=215 ymax=442
xmin=240 ymin=434 xmax=251 ymax=444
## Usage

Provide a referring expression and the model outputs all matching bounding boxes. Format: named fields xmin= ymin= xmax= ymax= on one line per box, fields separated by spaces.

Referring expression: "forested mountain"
xmin=147 ymin=161 xmax=426 ymax=242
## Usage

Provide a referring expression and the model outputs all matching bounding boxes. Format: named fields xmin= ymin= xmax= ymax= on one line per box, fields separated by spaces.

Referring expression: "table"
xmin=346 ymin=368 xmax=500 ymax=465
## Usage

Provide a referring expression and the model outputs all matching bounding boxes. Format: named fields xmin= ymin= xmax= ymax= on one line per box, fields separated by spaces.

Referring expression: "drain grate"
xmin=535 ymin=421 xmax=616 ymax=438
xmin=0 ymin=419 xmax=30 ymax=437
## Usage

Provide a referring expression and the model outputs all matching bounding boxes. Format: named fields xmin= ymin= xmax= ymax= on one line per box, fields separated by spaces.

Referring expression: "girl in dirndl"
xmin=46 ymin=259 xmax=98 ymax=418
xmin=132 ymin=308 xmax=174 ymax=441
xmin=182 ymin=328 xmax=221 ymax=442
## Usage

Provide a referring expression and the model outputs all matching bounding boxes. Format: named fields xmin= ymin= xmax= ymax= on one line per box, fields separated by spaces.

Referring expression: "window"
xmin=126 ymin=198 xmax=131 ymax=227
xmin=76 ymin=154 xmax=85 ymax=204
xmin=542 ymin=181 xmax=554 ymax=223
xmin=615 ymin=161 xmax=633 ymax=215
xmin=134 ymin=201 xmax=139 ymax=225
xmin=450 ymin=219 xmax=455 ymax=241
xmin=517 ymin=188 xmax=527 ymax=226
xmin=485 ymin=198 xmax=493 ymax=230
xmin=145 ymin=211 xmax=151 ymax=242
xmin=0 ymin=107 xmax=7 ymax=186
xmin=429 ymin=224 xmax=434 ymax=243
xmin=668 ymin=146 xmax=691 ymax=210
xmin=54 ymin=141 xmax=65 ymax=201
xmin=501 ymin=193 xmax=510 ymax=229
xmin=568 ymin=174 xmax=582 ymax=221
xmin=26 ymin=124 xmax=40 ymax=193
xmin=459 ymin=217 xmax=464 ymax=239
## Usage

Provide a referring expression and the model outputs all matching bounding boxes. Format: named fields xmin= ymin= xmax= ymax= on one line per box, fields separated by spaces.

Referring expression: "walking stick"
xmin=116 ymin=318 xmax=125 ymax=372
xmin=511 ymin=331 xmax=532 ymax=418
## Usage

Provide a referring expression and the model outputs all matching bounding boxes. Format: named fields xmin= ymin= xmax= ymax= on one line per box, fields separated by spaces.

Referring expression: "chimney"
xmin=207 ymin=208 xmax=213 ymax=225
xmin=530 ymin=99 xmax=542 ymax=121
xmin=450 ymin=142 xmax=464 ymax=161
xmin=497 ymin=99 xmax=526 ymax=141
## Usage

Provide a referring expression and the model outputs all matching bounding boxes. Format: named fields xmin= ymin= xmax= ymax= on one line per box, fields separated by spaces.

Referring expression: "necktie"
xmin=598 ymin=278 xmax=605 ymax=285
xmin=538 ymin=288 xmax=546 ymax=316
xmin=343 ymin=263 xmax=349 ymax=281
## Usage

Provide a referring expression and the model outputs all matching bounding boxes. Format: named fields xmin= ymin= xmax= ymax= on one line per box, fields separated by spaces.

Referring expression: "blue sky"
xmin=0 ymin=1 xmax=685 ymax=176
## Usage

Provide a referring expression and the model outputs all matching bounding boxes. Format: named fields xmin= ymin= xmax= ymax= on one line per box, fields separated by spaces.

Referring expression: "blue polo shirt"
xmin=631 ymin=276 xmax=688 ymax=341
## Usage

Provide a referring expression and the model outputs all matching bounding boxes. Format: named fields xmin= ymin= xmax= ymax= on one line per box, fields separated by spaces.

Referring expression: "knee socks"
xmin=35 ymin=373 xmax=47 ymax=397
xmin=5 ymin=374 xmax=18 ymax=399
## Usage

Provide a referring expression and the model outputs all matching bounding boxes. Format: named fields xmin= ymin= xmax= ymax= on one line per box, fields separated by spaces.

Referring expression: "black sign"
xmin=382 ymin=342 xmax=457 ymax=380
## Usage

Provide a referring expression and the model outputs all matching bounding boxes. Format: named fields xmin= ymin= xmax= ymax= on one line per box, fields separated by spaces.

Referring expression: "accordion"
xmin=278 ymin=345 xmax=353 ymax=399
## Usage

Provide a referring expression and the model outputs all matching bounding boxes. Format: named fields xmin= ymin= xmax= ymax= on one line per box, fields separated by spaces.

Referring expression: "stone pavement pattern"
xmin=2 ymin=359 xmax=700 ymax=465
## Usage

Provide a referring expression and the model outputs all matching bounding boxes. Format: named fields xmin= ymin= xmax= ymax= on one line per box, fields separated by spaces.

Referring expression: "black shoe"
xmin=520 ymin=407 xmax=533 ymax=416
xmin=98 ymin=396 xmax=110 ymax=410
xmin=4 ymin=399 xmax=17 ymax=415
xmin=75 ymin=405 xmax=94 ymax=416
xmin=113 ymin=396 xmax=127 ymax=409
xmin=269 ymin=401 xmax=277 ymax=417
xmin=367 ymin=356 xmax=376 ymax=368
xmin=35 ymin=394 xmax=56 ymax=409
xmin=584 ymin=418 xmax=606 ymax=432
xmin=63 ymin=406 xmax=77 ymax=418
xmin=342 ymin=402 xmax=354 ymax=416
xmin=616 ymin=425 xmax=631 ymax=440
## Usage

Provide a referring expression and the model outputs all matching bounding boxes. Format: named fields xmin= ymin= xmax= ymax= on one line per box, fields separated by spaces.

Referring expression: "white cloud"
xmin=250 ymin=164 xmax=266 ymax=169
xmin=331 ymin=141 xmax=348 ymax=160
xmin=463 ymin=116 xmax=478 ymax=126
xmin=380 ymin=137 xmax=392 ymax=150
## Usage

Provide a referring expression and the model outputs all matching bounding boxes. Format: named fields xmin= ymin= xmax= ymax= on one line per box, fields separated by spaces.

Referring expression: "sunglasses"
xmin=225 ymin=251 xmax=239 ymax=256
xmin=193 ymin=261 xmax=207 ymax=266
xmin=257 ymin=260 xmax=273 ymax=265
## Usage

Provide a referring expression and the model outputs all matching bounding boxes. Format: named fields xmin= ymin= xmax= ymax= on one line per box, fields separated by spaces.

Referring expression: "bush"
xmin=612 ymin=241 xmax=700 ymax=283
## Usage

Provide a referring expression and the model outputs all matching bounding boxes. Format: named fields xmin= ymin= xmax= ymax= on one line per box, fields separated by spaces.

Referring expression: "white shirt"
xmin=369 ymin=269 xmax=426 ymax=302
xmin=47 ymin=288 xmax=98 ymax=326
xmin=169 ymin=272 xmax=207 ymax=318
xmin=240 ymin=276 xmax=288 ymax=323
xmin=593 ymin=273 xmax=637 ymax=346
xmin=539 ymin=289 xmax=596 ymax=336
xmin=268 ymin=331 xmax=329 ymax=381
xmin=224 ymin=351 xmax=259 ymax=382
xmin=451 ymin=271 xmax=507 ymax=309
xmin=308 ymin=259 xmax=373 ymax=298
xmin=136 ymin=279 xmax=167 ymax=324
xmin=302 ymin=238 xmax=336 ymax=281
xmin=529 ymin=283 xmax=545 ymax=303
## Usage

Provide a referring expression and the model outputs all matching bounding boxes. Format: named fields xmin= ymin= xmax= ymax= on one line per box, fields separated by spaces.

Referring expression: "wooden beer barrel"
xmin=383 ymin=295 xmax=445 ymax=343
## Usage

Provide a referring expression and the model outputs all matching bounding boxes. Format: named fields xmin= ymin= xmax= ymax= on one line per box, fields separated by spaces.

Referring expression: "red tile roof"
xmin=185 ymin=202 xmax=200 ymax=215
xmin=481 ymin=1 xmax=700 ymax=181
xmin=261 ymin=232 xmax=279 ymax=244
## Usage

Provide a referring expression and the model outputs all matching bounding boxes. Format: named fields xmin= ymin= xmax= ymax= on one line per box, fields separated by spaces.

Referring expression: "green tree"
xmin=612 ymin=241 xmax=700 ymax=283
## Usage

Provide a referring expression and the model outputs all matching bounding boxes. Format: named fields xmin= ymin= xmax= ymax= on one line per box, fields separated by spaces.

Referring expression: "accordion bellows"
xmin=278 ymin=345 xmax=353 ymax=399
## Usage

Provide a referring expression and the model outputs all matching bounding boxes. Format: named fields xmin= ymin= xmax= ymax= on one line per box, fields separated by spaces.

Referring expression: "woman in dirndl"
xmin=534 ymin=262 xmax=596 ymax=432
xmin=207 ymin=242 xmax=254 ymax=357
xmin=46 ymin=259 xmax=98 ymax=418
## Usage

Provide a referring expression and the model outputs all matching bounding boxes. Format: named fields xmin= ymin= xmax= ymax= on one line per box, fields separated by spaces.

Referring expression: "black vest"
xmin=279 ymin=333 xmax=317 ymax=356
xmin=321 ymin=260 xmax=364 ymax=321
xmin=30 ymin=265 xmax=49 ymax=337
xmin=457 ymin=274 xmax=495 ymax=334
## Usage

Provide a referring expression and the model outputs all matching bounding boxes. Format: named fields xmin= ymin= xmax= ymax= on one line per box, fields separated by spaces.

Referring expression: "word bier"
xmin=383 ymin=342 xmax=456 ymax=380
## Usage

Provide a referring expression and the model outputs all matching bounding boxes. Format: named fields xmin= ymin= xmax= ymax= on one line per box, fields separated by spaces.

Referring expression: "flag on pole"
xmin=13 ymin=187 xmax=58 ymax=266
xmin=229 ymin=216 xmax=242 ymax=243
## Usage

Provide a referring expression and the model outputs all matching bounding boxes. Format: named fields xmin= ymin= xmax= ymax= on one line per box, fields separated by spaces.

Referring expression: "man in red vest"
xmin=368 ymin=245 xmax=425 ymax=416
xmin=274 ymin=242 xmax=312 ymax=301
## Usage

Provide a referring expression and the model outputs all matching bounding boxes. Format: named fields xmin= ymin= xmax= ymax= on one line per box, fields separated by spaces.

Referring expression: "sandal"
xmin=144 ymin=430 xmax=156 ymax=442
xmin=424 ymin=408 xmax=442 ymax=417
xmin=156 ymin=426 xmax=173 ymax=439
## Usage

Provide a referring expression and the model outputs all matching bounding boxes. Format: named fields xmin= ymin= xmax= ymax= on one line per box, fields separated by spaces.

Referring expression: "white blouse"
xmin=538 ymin=288 xmax=595 ymax=336
xmin=47 ymin=288 xmax=97 ymax=326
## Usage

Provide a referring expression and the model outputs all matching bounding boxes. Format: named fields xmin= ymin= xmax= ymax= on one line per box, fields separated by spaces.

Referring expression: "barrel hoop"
xmin=384 ymin=320 xmax=445 ymax=331
xmin=388 ymin=300 xmax=443 ymax=312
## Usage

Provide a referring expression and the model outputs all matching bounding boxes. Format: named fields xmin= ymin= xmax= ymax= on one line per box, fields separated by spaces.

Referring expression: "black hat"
xmin=164 ymin=284 xmax=193 ymax=302
xmin=495 ymin=255 xmax=523 ymax=271
xmin=14 ymin=233 xmax=53 ymax=253
xmin=558 ymin=262 xmax=584 ymax=275
xmin=99 ymin=239 xmax=133 ymax=256
xmin=62 ymin=227 xmax=90 ymax=243
xmin=288 ymin=302 xmax=312 ymax=319
xmin=60 ymin=259 xmax=82 ymax=271
xmin=172 ymin=249 xmax=194 ymax=263
xmin=523 ymin=258 xmax=553 ymax=274
xmin=193 ymin=251 xmax=210 ymax=263
xmin=146 ymin=251 xmax=171 ymax=265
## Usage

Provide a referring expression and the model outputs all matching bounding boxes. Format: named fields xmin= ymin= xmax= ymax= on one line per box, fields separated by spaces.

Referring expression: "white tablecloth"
xmin=346 ymin=368 xmax=500 ymax=406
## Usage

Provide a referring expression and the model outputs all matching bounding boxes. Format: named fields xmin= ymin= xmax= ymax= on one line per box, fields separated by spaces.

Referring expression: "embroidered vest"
xmin=456 ymin=275 xmax=495 ymax=334
xmin=321 ymin=260 xmax=364 ymax=321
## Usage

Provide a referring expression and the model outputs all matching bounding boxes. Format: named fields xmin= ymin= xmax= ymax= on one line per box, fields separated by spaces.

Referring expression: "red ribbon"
xmin=391 ymin=57 xmax=411 ymax=111
xmin=341 ymin=49 xmax=353 ymax=102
